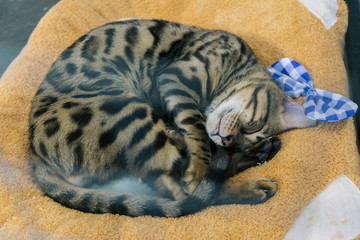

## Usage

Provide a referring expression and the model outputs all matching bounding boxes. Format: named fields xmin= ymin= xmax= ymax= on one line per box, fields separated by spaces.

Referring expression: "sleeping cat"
xmin=29 ymin=19 xmax=316 ymax=217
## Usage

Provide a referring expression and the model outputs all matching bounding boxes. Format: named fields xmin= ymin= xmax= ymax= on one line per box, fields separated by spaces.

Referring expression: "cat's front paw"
xmin=227 ymin=136 xmax=281 ymax=177
xmin=244 ymin=136 xmax=281 ymax=164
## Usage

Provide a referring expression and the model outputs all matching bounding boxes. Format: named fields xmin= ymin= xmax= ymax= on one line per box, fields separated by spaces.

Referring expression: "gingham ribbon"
xmin=267 ymin=57 xmax=358 ymax=122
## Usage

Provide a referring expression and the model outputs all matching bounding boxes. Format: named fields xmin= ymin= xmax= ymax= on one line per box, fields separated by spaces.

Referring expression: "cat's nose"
xmin=220 ymin=135 xmax=234 ymax=147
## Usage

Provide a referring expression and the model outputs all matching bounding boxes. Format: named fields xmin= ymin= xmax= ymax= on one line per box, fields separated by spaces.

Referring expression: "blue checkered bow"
xmin=267 ymin=57 xmax=358 ymax=122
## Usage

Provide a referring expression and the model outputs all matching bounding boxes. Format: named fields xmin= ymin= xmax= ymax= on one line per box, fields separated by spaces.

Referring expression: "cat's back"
xmin=32 ymin=20 xmax=203 ymax=100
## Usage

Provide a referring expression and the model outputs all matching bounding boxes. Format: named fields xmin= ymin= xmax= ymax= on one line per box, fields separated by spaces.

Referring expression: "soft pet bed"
xmin=0 ymin=0 xmax=359 ymax=239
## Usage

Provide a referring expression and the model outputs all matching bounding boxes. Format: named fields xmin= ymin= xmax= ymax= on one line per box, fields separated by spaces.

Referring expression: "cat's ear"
xmin=280 ymin=97 xmax=317 ymax=131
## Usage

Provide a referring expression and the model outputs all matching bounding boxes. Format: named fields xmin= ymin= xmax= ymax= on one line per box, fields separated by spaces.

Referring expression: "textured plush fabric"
xmin=0 ymin=0 xmax=358 ymax=239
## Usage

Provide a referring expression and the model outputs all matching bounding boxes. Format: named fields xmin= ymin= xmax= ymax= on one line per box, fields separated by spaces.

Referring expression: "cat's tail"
xmin=31 ymin=148 xmax=231 ymax=217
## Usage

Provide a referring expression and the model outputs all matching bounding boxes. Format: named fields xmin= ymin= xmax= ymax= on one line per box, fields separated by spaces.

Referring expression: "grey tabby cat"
xmin=29 ymin=19 xmax=316 ymax=217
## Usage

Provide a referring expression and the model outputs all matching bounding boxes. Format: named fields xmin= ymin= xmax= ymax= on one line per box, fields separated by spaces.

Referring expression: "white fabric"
xmin=297 ymin=0 xmax=338 ymax=29
xmin=285 ymin=175 xmax=360 ymax=240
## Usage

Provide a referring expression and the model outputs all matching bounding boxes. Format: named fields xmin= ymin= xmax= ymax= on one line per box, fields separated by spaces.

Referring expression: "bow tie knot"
xmin=268 ymin=57 xmax=357 ymax=122
xmin=306 ymin=88 xmax=317 ymax=94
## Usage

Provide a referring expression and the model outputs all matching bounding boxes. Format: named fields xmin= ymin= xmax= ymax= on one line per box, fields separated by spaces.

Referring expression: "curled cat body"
xmin=29 ymin=19 xmax=316 ymax=217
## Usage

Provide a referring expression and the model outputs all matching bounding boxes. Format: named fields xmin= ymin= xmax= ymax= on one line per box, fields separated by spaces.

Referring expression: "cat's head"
xmin=206 ymin=75 xmax=316 ymax=152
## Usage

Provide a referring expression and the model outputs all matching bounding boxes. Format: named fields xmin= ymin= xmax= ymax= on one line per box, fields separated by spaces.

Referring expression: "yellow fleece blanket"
xmin=0 ymin=0 xmax=359 ymax=239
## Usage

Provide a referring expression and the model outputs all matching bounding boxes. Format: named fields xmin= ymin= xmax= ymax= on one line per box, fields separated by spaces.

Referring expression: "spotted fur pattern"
xmin=29 ymin=19 xmax=295 ymax=217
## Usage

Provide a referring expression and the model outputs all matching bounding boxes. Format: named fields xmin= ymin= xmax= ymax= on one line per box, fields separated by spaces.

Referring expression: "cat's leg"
xmin=152 ymin=174 xmax=188 ymax=200
xmin=160 ymin=128 xmax=279 ymax=204
xmin=164 ymin=127 xmax=281 ymax=177
xmin=213 ymin=138 xmax=279 ymax=205
xmin=156 ymin=63 xmax=211 ymax=194
xmin=216 ymin=177 xmax=277 ymax=205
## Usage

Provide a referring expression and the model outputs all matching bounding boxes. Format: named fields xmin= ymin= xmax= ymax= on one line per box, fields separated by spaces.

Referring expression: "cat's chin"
xmin=209 ymin=134 xmax=224 ymax=147
xmin=206 ymin=120 xmax=230 ymax=147
xmin=206 ymin=114 xmax=220 ymax=136
xmin=206 ymin=121 xmax=222 ymax=146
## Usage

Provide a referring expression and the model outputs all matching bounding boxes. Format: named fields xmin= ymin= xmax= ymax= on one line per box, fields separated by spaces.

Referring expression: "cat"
xmin=29 ymin=19 xmax=316 ymax=217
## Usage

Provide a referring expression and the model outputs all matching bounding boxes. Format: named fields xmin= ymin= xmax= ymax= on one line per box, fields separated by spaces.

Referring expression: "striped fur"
xmin=29 ymin=19 xmax=293 ymax=217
